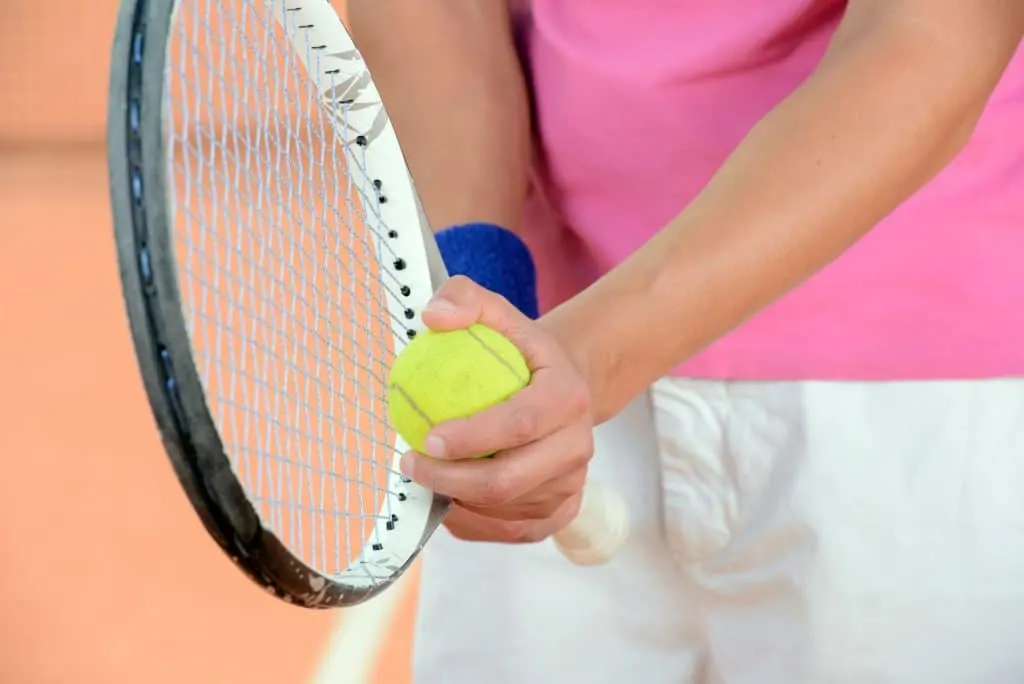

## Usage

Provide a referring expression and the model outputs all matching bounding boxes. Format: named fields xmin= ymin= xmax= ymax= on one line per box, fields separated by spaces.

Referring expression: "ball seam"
xmin=465 ymin=327 xmax=529 ymax=386
xmin=389 ymin=383 xmax=435 ymax=428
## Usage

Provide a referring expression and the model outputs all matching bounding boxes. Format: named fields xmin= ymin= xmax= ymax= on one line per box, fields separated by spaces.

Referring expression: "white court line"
xmin=308 ymin=572 xmax=416 ymax=684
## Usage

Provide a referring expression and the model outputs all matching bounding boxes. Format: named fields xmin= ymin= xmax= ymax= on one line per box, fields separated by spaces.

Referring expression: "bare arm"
xmin=544 ymin=0 xmax=1024 ymax=422
xmin=347 ymin=1 xmax=532 ymax=232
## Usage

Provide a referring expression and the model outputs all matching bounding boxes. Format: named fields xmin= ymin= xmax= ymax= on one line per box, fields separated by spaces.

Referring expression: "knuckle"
xmin=559 ymin=433 xmax=594 ymax=473
xmin=502 ymin=323 xmax=530 ymax=347
xmin=516 ymin=509 xmax=549 ymax=522
xmin=564 ymin=384 xmax=592 ymax=418
xmin=538 ymin=497 xmax=568 ymax=520
xmin=516 ymin=498 xmax=563 ymax=521
xmin=515 ymin=523 xmax=550 ymax=545
xmin=439 ymin=275 xmax=478 ymax=301
xmin=507 ymin=405 xmax=541 ymax=443
xmin=507 ymin=326 xmax=541 ymax=358
xmin=478 ymin=473 xmax=518 ymax=507
xmin=482 ymin=520 xmax=528 ymax=544
xmin=559 ymin=468 xmax=588 ymax=498
xmin=562 ymin=494 xmax=583 ymax=521
xmin=575 ymin=430 xmax=595 ymax=463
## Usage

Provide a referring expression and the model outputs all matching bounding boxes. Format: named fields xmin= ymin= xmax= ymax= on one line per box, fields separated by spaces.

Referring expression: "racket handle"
xmin=552 ymin=482 xmax=630 ymax=566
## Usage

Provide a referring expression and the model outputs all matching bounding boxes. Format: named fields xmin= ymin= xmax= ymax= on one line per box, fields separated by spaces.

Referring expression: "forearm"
xmin=348 ymin=1 xmax=531 ymax=231
xmin=546 ymin=2 xmax=1023 ymax=423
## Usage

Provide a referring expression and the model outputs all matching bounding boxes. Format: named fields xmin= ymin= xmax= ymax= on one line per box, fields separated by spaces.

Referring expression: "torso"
xmin=516 ymin=0 xmax=1024 ymax=380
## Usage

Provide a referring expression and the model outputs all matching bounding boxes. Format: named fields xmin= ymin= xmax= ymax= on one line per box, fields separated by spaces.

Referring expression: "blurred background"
xmin=0 ymin=1 xmax=419 ymax=682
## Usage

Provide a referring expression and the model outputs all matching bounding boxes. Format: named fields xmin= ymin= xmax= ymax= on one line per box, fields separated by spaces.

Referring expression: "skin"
xmin=349 ymin=0 xmax=1024 ymax=544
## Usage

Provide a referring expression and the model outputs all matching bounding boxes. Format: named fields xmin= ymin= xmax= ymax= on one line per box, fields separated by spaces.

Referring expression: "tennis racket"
xmin=108 ymin=0 xmax=630 ymax=609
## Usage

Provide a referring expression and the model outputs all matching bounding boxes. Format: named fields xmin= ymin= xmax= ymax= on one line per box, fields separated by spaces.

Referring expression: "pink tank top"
xmin=516 ymin=0 xmax=1024 ymax=380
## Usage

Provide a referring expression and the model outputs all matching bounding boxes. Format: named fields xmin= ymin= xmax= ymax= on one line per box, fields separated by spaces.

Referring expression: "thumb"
xmin=421 ymin=274 xmax=532 ymax=334
xmin=420 ymin=275 xmax=485 ymax=331
xmin=421 ymin=276 xmax=554 ymax=372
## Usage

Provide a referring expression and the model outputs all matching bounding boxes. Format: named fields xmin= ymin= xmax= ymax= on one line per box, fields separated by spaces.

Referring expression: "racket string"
xmin=171 ymin=180 xmax=407 ymax=348
xmin=167 ymin=0 xmax=414 ymax=579
xmin=173 ymin=26 xmax=409 ymax=267
xmin=168 ymin=94 xmax=413 ymax=336
xmin=172 ymin=10 xmax=410 ymax=291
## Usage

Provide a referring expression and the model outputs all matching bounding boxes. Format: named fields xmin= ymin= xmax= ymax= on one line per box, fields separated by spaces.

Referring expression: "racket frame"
xmin=108 ymin=0 xmax=451 ymax=608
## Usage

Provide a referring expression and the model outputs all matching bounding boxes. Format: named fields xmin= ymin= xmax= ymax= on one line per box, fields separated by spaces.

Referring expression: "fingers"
xmin=442 ymin=492 xmax=583 ymax=544
xmin=458 ymin=467 xmax=587 ymax=522
xmin=401 ymin=425 xmax=592 ymax=511
xmin=427 ymin=367 xmax=591 ymax=459
xmin=420 ymin=275 xmax=554 ymax=371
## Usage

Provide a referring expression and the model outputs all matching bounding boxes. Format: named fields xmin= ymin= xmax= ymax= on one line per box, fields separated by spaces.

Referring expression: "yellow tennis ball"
xmin=387 ymin=323 xmax=531 ymax=455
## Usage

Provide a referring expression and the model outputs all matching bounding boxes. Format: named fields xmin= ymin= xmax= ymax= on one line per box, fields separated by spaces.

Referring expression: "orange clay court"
xmin=0 ymin=1 xmax=420 ymax=682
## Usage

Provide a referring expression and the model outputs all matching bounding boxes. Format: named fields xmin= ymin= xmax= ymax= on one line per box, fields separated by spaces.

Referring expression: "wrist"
xmin=540 ymin=248 xmax=690 ymax=424
xmin=539 ymin=302 xmax=620 ymax=425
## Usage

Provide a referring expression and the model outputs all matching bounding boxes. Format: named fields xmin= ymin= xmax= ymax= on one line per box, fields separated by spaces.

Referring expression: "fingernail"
xmin=423 ymin=435 xmax=447 ymax=458
xmin=399 ymin=452 xmax=416 ymax=478
xmin=423 ymin=297 xmax=456 ymax=315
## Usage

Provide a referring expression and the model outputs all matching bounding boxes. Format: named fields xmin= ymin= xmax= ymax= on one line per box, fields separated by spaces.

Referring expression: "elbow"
xmin=832 ymin=3 xmax=1020 ymax=164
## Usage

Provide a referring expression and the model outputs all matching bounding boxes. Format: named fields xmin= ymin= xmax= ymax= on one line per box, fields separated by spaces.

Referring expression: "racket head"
xmin=108 ymin=0 xmax=449 ymax=608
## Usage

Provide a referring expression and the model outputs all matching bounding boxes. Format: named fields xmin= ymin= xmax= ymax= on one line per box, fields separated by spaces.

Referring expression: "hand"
xmin=399 ymin=275 xmax=596 ymax=544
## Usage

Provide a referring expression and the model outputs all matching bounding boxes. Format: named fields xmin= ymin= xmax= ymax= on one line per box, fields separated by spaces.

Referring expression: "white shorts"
xmin=412 ymin=378 xmax=1024 ymax=684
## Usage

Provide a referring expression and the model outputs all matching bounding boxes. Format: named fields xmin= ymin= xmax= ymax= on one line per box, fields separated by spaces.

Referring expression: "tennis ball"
xmin=387 ymin=324 xmax=531 ymax=456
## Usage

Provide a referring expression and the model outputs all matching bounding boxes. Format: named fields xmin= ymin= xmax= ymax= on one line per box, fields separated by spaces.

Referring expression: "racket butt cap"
xmin=553 ymin=482 xmax=630 ymax=566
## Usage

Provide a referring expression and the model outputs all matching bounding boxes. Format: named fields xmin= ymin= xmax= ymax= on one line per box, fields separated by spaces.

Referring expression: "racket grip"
xmin=553 ymin=482 xmax=630 ymax=566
